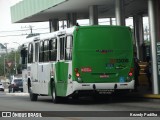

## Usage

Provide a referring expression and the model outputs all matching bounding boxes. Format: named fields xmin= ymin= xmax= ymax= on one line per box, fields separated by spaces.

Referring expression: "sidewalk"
xmin=4 ymin=88 xmax=29 ymax=96
xmin=128 ymin=85 xmax=160 ymax=99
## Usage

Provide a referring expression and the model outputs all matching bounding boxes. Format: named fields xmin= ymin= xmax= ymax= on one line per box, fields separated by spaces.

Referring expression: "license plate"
xmin=100 ymin=74 xmax=109 ymax=78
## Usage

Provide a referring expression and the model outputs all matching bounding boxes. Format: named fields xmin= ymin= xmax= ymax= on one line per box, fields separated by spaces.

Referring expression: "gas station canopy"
xmin=11 ymin=0 xmax=147 ymax=23
xmin=10 ymin=0 xmax=160 ymax=94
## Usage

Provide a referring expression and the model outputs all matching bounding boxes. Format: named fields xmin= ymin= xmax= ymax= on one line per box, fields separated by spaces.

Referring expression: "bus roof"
xmin=22 ymin=25 xmax=130 ymax=46
xmin=39 ymin=27 xmax=75 ymax=40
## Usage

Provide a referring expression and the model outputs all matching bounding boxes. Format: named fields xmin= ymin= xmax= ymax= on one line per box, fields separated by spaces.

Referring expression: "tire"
xmin=21 ymin=89 xmax=23 ymax=92
xmin=8 ymin=88 xmax=11 ymax=93
xmin=29 ymin=88 xmax=38 ymax=101
xmin=72 ymin=94 xmax=79 ymax=100
xmin=29 ymin=85 xmax=38 ymax=101
xmin=51 ymin=81 xmax=60 ymax=103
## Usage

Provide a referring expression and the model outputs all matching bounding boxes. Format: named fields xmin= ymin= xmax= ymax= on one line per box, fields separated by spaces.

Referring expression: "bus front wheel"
xmin=29 ymin=89 xmax=38 ymax=101
xmin=28 ymin=83 xmax=38 ymax=101
xmin=51 ymin=81 xmax=60 ymax=103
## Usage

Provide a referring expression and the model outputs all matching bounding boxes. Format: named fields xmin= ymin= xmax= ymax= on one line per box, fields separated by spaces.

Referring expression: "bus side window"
xmin=65 ymin=36 xmax=73 ymax=60
xmin=21 ymin=48 xmax=27 ymax=69
xmin=43 ymin=40 xmax=49 ymax=62
xmin=35 ymin=42 xmax=39 ymax=62
xmin=39 ymin=41 xmax=44 ymax=62
xmin=28 ymin=43 xmax=33 ymax=63
xmin=60 ymin=37 xmax=65 ymax=60
xmin=49 ymin=38 xmax=57 ymax=61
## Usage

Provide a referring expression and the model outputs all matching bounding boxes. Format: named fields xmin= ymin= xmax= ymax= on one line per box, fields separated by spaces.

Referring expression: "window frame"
xmin=59 ymin=37 xmax=65 ymax=60
xmin=43 ymin=39 xmax=49 ymax=62
xmin=28 ymin=43 xmax=33 ymax=63
xmin=65 ymin=35 xmax=73 ymax=61
xmin=35 ymin=42 xmax=39 ymax=62
xmin=49 ymin=38 xmax=57 ymax=61
xmin=39 ymin=40 xmax=44 ymax=62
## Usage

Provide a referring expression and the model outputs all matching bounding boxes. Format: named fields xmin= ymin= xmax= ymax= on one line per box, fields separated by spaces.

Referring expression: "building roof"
xmin=11 ymin=0 xmax=147 ymax=23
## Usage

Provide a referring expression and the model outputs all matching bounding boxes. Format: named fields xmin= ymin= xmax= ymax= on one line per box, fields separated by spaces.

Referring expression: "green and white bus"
xmin=21 ymin=26 xmax=135 ymax=103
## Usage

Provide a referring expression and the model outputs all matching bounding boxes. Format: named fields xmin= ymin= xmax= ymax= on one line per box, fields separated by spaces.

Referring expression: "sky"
xmin=0 ymin=0 xmax=49 ymax=50
xmin=0 ymin=0 xmax=149 ymax=50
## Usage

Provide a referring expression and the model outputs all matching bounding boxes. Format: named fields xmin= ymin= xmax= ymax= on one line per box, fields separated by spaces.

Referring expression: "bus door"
xmin=21 ymin=47 xmax=28 ymax=93
xmin=56 ymin=36 xmax=69 ymax=96
xmin=32 ymin=42 xmax=39 ymax=92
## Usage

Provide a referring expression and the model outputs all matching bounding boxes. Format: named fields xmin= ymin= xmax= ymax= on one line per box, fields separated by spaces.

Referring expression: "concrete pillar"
xmin=133 ymin=14 xmax=144 ymax=60
xmin=89 ymin=5 xmax=98 ymax=25
xmin=148 ymin=0 xmax=159 ymax=94
xmin=115 ymin=0 xmax=125 ymax=26
xmin=62 ymin=21 xmax=65 ymax=29
xmin=110 ymin=18 xmax=113 ymax=25
xmin=49 ymin=19 xmax=59 ymax=32
xmin=67 ymin=13 xmax=77 ymax=28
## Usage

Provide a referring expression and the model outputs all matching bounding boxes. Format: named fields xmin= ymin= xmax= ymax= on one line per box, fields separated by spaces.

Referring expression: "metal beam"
xmin=148 ymin=0 xmax=159 ymax=94
xmin=67 ymin=13 xmax=77 ymax=27
xmin=133 ymin=14 xmax=144 ymax=60
xmin=89 ymin=5 xmax=98 ymax=25
xmin=110 ymin=18 xmax=113 ymax=25
xmin=49 ymin=19 xmax=59 ymax=32
xmin=115 ymin=0 xmax=125 ymax=26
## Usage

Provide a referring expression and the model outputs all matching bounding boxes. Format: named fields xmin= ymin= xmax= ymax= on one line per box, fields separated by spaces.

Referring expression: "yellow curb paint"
xmin=143 ymin=94 xmax=160 ymax=99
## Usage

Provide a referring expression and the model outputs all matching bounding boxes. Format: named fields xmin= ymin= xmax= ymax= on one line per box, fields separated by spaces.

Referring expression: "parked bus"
xmin=21 ymin=26 xmax=135 ymax=103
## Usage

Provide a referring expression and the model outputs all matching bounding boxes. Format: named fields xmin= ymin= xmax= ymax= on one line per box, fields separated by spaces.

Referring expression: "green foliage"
xmin=0 ymin=50 xmax=21 ymax=77
xmin=0 ymin=55 xmax=4 ymax=76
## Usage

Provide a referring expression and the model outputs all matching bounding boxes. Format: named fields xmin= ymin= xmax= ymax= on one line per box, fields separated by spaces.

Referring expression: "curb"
xmin=5 ymin=93 xmax=29 ymax=96
xmin=3 ymin=90 xmax=160 ymax=99
xmin=126 ymin=93 xmax=160 ymax=99
xmin=143 ymin=94 xmax=160 ymax=99
xmin=4 ymin=89 xmax=29 ymax=96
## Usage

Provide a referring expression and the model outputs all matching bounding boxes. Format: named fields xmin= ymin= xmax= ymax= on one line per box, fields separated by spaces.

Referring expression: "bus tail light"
xmin=74 ymin=68 xmax=80 ymax=77
xmin=129 ymin=72 xmax=133 ymax=77
xmin=128 ymin=68 xmax=134 ymax=77
xmin=76 ymin=73 xmax=80 ymax=77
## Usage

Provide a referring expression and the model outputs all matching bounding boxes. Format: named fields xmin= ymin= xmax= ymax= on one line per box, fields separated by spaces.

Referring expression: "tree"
xmin=0 ymin=49 xmax=21 ymax=77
